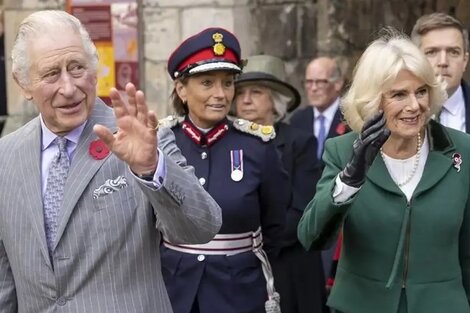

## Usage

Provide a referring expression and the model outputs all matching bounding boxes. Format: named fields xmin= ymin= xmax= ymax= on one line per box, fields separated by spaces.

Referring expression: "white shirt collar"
xmin=443 ymin=85 xmax=464 ymax=116
xmin=40 ymin=114 xmax=86 ymax=151
xmin=313 ymin=97 xmax=340 ymax=122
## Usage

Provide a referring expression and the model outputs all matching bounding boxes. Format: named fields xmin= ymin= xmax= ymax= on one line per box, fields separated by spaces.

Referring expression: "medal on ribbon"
xmin=230 ymin=149 xmax=244 ymax=182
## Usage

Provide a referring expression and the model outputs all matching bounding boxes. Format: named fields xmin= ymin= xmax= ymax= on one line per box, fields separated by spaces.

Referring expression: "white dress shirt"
xmin=440 ymin=86 xmax=466 ymax=132
xmin=313 ymin=97 xmax=341 ymax=138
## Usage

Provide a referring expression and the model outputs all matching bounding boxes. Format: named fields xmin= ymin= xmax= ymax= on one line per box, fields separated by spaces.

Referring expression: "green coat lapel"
xmin=367 ymin=156 xmax=402 ymax=195
xmin=367 ymin=120 xmax=456 ymax=197
xmin=414 ymin=120 xmax=455 ymax=197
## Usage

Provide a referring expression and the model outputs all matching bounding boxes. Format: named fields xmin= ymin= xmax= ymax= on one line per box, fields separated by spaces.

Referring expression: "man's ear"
xmin=334 ymin=78 xmax=344 ymax=93
xmin=91 ymin=72 xmax=98 ymax=86
xmin=13 ymin=73 xmax=33 ymax=100
xmin=463 ymin=51 xmax=469 ymax=71
xmin=175 ymin=80 xmax=187 ymax=103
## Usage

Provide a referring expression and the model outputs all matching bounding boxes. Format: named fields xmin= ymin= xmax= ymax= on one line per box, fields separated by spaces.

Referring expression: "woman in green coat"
xmin=298 ymin=30 xmax=470 ymax=313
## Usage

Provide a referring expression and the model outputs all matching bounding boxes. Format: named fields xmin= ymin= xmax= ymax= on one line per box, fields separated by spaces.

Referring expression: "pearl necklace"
xmin=380 ymin=132 xmax=422 ymax=187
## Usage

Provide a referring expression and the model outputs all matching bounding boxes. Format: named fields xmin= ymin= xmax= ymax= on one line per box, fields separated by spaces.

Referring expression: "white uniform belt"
xmin=163 ymin=227 xmax=262 ymax=256
xmin=163 ymin=226 xmax=280 ymax=310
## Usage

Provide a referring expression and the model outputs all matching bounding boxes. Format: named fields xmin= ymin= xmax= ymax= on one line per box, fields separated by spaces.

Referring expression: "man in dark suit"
xmin=289 ymin=56 xmax=347 ymax=285
xmin=411 ymin=13 xmax=469 ymax=133
xmin=0 ymin=10 xmax=222 ymax=313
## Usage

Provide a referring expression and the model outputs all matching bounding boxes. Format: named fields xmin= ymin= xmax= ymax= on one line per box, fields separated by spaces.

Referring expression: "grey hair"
xmin=342 ymin=29 xmax=447 ymax=132
xmin=12 ymin=10 xmax=98 ymax=87
xmin=270 ymin=89 xmax=290 ymax=122
xmin=329 ymin=62 xmax=343 ymax=82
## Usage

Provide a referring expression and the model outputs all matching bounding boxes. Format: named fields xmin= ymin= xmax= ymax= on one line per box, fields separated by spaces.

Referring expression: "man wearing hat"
xmin=234 ymin=55 xmax=326 ymax=313
xmin=161 ymin=30 xmax=290 ymax=313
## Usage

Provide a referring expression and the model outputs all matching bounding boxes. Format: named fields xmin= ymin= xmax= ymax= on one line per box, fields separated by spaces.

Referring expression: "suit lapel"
xmin=17 ymin=118 xmax=53 ymax=268
xmin=53 ymin=100 xmax=117 ymax=250
xmin=274 ymin=123 xmax=293 ymax=182
xmin=327 ymin=108 xmax=343 ymax=139
xmin=461 ymin=80 xmax=470 ymax=134
xmin=298 ymin=107 xmax=314 ymax=134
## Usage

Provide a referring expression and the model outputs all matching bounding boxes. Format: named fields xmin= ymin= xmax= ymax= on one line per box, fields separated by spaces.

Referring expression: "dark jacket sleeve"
xmin=297 ymin=137 xmax=354 ymax=251
xmin=259 ymin=142 xmax=290 ymax=258
xmin=280 ymin=130 xmax=321 ymax=247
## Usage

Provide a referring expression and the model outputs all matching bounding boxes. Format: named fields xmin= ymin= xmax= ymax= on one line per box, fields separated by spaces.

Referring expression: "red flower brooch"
xmin=336 ymin=122 xmax=347 ymax=135
xmin=89 ymin=139 xmax=110 ymax=160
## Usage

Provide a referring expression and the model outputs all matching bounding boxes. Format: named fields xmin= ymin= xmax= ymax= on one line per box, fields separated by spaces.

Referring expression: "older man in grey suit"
xmin=0 ymin=10 xmax=222 ymax=313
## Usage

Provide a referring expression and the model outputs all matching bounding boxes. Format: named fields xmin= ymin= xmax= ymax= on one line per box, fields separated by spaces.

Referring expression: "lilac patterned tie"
xmin=43 ymin=136 xmax=70 ymax=254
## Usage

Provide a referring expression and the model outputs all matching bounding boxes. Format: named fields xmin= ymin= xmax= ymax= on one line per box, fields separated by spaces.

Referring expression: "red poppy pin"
xmin=452 ymin=153 xmax=462 ymax=172
xmin=89 ymin=139 xmax=110 ymax=160
xmin=336 ymin=122 xmax=347 ymax=135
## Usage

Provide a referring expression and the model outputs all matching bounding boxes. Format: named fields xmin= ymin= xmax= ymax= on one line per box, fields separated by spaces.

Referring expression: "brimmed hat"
xmin=235 ymin=55 xmax=300 ymax=112
xmin=167 ymin=27 xmax=243 ymax=80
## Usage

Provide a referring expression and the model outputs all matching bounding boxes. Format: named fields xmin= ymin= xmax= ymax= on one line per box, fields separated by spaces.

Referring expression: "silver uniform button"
xmin=199 ymin=177 xmax=206 ymax=186
xmin=201 ymin=152 xmax=208 ymax=159
xmin=197 ymin=255 xmax=205 ymax=262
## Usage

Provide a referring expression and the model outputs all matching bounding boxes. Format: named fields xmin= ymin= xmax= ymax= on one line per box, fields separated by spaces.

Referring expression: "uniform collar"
xmin=181 ymin=117 xmax=229 ymax=147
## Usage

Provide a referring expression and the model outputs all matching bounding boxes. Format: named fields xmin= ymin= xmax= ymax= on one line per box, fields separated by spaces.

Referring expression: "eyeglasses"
xmin=303 ymin=79 xmax=332 ymax=88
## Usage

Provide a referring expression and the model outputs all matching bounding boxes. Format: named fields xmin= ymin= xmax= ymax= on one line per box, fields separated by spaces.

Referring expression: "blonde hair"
xmin=342 ymin=30 xmax=447 ymax=132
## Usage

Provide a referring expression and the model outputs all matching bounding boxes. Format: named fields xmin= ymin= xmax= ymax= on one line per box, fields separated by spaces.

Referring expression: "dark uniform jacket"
xmin=298 ymin=120 xmax=470 ymax=313
xmin=161 ymin=117 xmax=289 ymax=313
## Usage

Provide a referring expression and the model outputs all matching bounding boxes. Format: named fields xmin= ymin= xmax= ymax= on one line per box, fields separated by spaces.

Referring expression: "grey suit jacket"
xmin=0 ymin=99 xmax=222 ymax=313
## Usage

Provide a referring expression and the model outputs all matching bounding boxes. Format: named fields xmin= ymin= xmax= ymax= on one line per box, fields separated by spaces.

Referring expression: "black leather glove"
xmin=339 ymin=111 xmax=390 ymax=187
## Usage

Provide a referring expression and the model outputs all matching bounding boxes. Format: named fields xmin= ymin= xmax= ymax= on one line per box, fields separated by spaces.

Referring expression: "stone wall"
xmin=2 ymin=0 xmax=470 ymax=134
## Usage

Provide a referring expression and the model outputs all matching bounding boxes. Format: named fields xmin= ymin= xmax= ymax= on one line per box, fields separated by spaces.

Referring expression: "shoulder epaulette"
xmin=232 ymin=118 xmax=276 ymax=142
xmin=158 ymin=115 xmax=183 ymax=129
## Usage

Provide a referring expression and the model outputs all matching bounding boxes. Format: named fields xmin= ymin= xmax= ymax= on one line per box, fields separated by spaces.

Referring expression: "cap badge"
xmin=212 ymin=32 xmax=226 ymax=56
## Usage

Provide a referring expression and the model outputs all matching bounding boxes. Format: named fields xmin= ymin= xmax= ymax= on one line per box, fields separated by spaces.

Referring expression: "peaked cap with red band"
xmin=167 ymin=27 xmax=243 ymax=80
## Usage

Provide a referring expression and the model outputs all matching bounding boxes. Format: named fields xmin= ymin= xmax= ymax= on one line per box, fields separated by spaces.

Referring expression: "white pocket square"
xmin=93 ymin=176 xmax=128 ymax=199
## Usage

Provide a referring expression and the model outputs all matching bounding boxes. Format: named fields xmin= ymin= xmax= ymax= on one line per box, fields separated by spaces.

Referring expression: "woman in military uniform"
xmin=160 ymin=28 xmax=290 ymax=313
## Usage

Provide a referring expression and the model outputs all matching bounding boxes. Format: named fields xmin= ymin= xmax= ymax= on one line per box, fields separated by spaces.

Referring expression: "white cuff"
xmin=333 ymin=174 xmax=361 ymax=203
